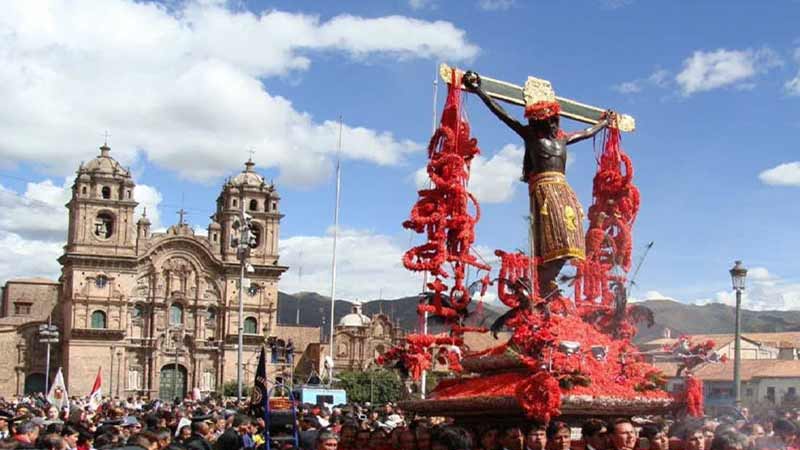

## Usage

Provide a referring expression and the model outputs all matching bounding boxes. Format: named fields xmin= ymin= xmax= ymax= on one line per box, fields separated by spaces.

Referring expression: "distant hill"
xmin=277 ymin=293 xmax=800 ymax=343
xmin=634 ymin=299 xmax=800 ymax=343
xmin=277 ymin=291 xmax=503 ymax=337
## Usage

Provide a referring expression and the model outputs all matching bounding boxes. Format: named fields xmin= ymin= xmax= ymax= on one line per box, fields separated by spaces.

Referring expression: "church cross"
xmin=177 ymin=208 xmax=187 ymax=225
xmin=103 ymin=130 xmax=111 ymax=146
xmin=247 ymin=149 xmax=256 ymax=161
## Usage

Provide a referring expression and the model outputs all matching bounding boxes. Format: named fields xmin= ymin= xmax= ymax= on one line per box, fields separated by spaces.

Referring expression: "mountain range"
xmin=276 ymin=292 xmax=800 ymax=343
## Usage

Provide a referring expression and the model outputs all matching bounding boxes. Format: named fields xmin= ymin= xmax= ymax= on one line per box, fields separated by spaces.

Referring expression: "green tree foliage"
xmin=222 ymin=380 xmax=251 ymax=397
xmin=334 ymin=369 xmax=403 ymax=404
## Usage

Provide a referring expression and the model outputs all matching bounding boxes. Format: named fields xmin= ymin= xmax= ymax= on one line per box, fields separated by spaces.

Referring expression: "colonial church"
xmin=0 ymin=143 xmax=287 ymax=399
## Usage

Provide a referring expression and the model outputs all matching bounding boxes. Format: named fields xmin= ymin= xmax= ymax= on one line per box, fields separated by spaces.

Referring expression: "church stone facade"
xmin=2 ymin=143 xmax=287 ymax=399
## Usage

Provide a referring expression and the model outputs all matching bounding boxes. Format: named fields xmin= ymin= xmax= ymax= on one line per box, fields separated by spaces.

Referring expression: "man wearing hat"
xmin=0 ymin=410 xmax=12 ymax=440
xmin=183 ymin=410 xmax=213 ymax=450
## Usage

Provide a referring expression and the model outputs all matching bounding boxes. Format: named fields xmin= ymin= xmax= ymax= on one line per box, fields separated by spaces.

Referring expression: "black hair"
xmin=582 ymin=419 xmax=608 ymax=439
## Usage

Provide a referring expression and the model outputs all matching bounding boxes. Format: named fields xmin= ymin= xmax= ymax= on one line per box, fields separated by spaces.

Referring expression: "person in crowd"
xmin=526 ymin=424 xmax=547 ymax=450
xmin=499 ymin=427 xmax=525 ymax=450
xmin=478 ymin=427 xmax=500 ymax=450
xmin=547 ymin=422 xmax=571 ymax=450
xmin=640 ymin=424 xmax=669 ymax=450
xmin=13 ymin=421 xmax=40 ymax=448
xmin=582 ymin=419 xmax=609 ymax=450
xmin=710 ymin=432 xmax=748 ymax=450
xmin=215 ymin=415 xmax=249 ymax=450
xmin=61 ymin=425 xmax=80 ymax=450
xmin=609 ymin=419 xmax=637 ymax=450
xmin=315 ymin=430 xmax=338 ymax=450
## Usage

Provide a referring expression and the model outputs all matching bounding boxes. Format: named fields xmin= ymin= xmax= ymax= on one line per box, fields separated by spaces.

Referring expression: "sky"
xmin=1 ymin=0 xmax=799 ymax=310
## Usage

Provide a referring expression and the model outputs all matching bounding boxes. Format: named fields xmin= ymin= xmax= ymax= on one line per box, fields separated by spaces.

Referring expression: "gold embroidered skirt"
xmin=528 ymin=171 xmax=585 ymax=263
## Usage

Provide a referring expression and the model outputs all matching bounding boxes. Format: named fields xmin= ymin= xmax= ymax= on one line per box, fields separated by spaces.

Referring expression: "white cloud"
xmin=133 ymin=184 xmax=164 ymax=229
xmin=0 ymin=178 xmax=164 ymax=284
xmin=415 ymin=144 xmax=576 ymax=204
xmin=759 ymin=162 xmax=800 ymax=187
xmin=691 ymin=267 xmax=800 ymax=311
xmin=280 ymin=227 xmax=500 ymax=301
xmin=613 ymin=81 xmax=642 ymax=94
xmin=786 ymin=76 xmax=800 ymax=96
xmin=414 ymin=144 xmax=522 ymax=203
xmin=630 ymin=290 xmax=677 ymax=303
xmin=613 ymin=69 xmax=670 ymax=94
xmin=279 ymin=228 xmax=423 ymax=300
xmin=0 ymin=232 xmax=63 ymax=284
xmin=0 ymin=0 xmax=477 ymax=186
xmin=478 ymin=0 xmax=515 ymax=11
xmin=409 ymin=0 xmax=436 ymax=10
xmin=676 ymin=48 xmax=782 ymax=96
xmin=0 ymin=180 xmax=70 ymax=242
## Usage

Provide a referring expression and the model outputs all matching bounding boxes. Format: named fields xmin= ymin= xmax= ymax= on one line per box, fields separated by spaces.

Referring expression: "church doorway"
xmin=159 ymin=364 xmax=187 ymax=400
xmin=24 ymin=373 xmax=46 ymax=394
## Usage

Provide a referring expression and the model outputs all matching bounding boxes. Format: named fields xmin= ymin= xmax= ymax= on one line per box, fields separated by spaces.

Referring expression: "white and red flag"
xmin=88 ymin=367 xmax=102 ymax=410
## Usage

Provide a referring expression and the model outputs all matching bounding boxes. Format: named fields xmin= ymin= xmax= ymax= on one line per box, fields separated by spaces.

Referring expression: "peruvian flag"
xmin=88 ymin=368 xmax=102 ymax=410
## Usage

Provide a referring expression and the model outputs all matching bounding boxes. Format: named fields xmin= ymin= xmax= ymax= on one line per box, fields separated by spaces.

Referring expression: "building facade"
xmin=330 ymin=302 xmax=405 ymax=373
xmin=1 ymin=144 xmax=288 ymax=399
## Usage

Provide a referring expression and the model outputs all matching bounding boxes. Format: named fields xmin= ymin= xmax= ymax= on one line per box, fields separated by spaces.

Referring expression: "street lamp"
xmin=729 ymin=260 xmax=747 ymax=407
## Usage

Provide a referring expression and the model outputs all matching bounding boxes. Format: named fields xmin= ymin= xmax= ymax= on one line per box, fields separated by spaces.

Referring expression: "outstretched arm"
xmin=463 ymin=71 xmax=525 ymax=137
xmin=566 ymin=111 xmax=614 ymax=144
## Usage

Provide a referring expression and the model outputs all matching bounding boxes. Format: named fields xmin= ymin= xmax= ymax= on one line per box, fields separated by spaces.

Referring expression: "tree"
xmin=222 ymin=380 xmax=251 ymax=398
xmin=334 ymin=369 xmax=403 ymax=404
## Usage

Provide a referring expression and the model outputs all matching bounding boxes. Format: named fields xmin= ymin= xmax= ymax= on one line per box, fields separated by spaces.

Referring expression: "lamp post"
xmin=730 ymin=260 xmax=747 ymax=407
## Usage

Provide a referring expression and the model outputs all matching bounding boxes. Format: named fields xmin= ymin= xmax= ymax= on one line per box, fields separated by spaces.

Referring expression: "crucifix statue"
xmin=441 ymin=64 xmax=633 ymax=298
xmin=177 ymin=208 xmax=187 ymax=226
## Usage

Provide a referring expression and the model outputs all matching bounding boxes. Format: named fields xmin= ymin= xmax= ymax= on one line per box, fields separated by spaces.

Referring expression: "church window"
xmin=128 ymin=367 xmax=141 ymax=390
xmin=206 ymin=307 xmax=217 ymax=327
xmin=248 ymin=284 xmax=259 ymax=297
xmin=101 ymin=186 xmax=111 ymax=199
xmin=95 ymin=275 xmax=109 ymax=288
xmin=250 ymin=224 xmax=262 ymax=249
xmin=249 ymin=199 xmax=258 ymax=211
xmin=91 ymin=311 xmax=107 ymax=329
xmin=94 ymin=212 xmax=114 ymax=239
xmin=244 ymin=317 xmax=258 ymax=334
xmin=272 ymin=202 xmax=277 ymax=211
xmin=169 ymin=304 xmax=183 ymax=326
xmin=232 ymin=198 xmax=238 ymax=208
xmin=202 ymin=370 xmax=215 ymax=391
xmin=212 ymin=233 xmax=218 ymax=242
xmin=14 ymin=303 xmax=32 ymax=315
xmin=132 ymin=304 xmax=145 ymax=320
xmin=81 ymin=186 xmax=87 ymax=195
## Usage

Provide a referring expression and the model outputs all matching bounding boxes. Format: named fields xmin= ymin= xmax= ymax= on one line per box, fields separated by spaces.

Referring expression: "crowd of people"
xmin=1 ymin=393 xmax=799 ymax=450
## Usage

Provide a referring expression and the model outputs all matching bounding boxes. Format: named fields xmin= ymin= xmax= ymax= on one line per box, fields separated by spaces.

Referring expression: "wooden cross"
xmin=439 ymin=64 xmax=636 ymax=132
xmin=177 ymin=208 xmax=187 ymax=225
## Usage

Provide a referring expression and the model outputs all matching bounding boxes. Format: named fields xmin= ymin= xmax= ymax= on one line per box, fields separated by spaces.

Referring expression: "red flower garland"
xmin=516 ymin=372 xmax=562 ymax=422
xmin=685 ymin=375 xmax=704 ymax=417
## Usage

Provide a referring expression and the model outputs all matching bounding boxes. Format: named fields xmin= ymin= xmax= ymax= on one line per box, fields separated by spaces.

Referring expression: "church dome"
xmin=338 ymin=302 xmax=371 ymax=327
xmin=81 ymin=144 xmax=130 ymax=177
xmin=230 ymin=159 xmax=265 ymax=186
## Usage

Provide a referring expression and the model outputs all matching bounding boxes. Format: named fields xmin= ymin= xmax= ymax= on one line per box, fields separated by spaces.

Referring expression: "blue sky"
xmin=1 ymin=0 xmax=799 ymax=310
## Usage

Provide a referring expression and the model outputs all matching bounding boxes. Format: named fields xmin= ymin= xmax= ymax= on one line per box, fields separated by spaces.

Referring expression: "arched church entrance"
xmin=159 ymin=364 xmax=187 ymax=400
xmin=24 ymin=373 xmax=46 ymax=394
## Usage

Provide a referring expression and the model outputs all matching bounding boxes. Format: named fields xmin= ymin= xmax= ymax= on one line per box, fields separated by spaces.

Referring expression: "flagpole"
xmin=328 ymin=116 xmax=343 ymax=384
xmin=420 ymin=63 xmax=439 ymax=400
xmin=45 ymin=314 xmax=51 ymax=394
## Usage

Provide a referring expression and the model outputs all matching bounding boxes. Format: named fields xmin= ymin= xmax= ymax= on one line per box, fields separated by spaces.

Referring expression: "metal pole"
xmin=109 ymin=346 xmax=114 ymax=398
xmin=238 ymin=195 xmax=246 ymax=401
xmin=734 ymin=287 xmax=742 ymax=406
xmin=328 ymin=117 xmax=343 ymax=383
xmin=174 ymin=333 xmax=179 ymax=401
xmin=420 ymin=65 xmax=439 ymax=400
xmin=44 ymin=315 xmax=52 ymax=395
